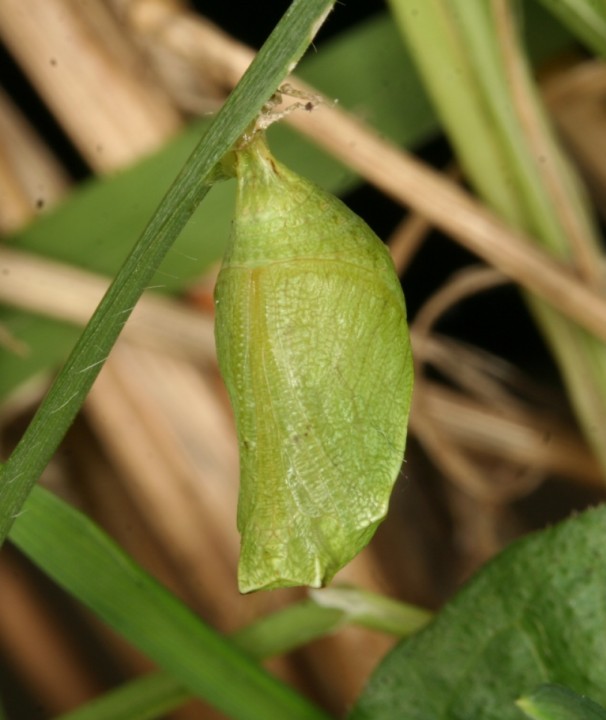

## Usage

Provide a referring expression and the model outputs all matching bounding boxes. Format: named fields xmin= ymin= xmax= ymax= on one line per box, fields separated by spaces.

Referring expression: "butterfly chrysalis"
xmin=214 ymin=131 xmax=413 ymax=593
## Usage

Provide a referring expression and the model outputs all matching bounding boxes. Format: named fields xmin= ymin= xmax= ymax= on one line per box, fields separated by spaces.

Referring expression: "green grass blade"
xmin=10 ymin=486 xmax=331 ymax=720
xmin=55 ymin=589 xmax=432 ymax=720
xmin=0 ymin=0 xmax=336 ymax=543
xmin=55 ymin=601 xmax=344 ymax=720
xmin=56 ymin=674 xmax=187 ymax=720
xmin=535 ymin=0 xmax=606 ymax=57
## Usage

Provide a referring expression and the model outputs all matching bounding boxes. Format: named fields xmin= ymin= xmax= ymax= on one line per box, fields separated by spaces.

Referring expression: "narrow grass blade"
xmin=55 ymin=589 xmax=432 ymax=720
xmin=10 ymin=486 xmax=331 ymax=720
xmin=56 ymin=674 xmax=187 ymax=720
xmin=55 ymin=600 xmax=344 ymax=720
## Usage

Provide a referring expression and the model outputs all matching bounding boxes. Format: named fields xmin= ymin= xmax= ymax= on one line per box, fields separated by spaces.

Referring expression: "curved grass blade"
xmin=54 ymin=601 xmax=344 ymax=720
xmin=10 ymin=486 xmax=331 ymax=720
xmin=55 ymin=588 xmax=431 ymax=720
xmin=56 ymin=674 xmax=185 ymax=720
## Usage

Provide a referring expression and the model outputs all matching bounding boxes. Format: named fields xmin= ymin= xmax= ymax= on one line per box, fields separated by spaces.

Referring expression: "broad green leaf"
xmin=10 ymin=486 xmax=330 ymax=720
xmin=518 ymin=684 xmax=606 ymax=720
xmin=0 ymin=313 xmax=80 ymax=402
xmin=0 ymin=0 xmax=337 ymax=543
xmin=350 ymin=506 xmax=606 ymax=720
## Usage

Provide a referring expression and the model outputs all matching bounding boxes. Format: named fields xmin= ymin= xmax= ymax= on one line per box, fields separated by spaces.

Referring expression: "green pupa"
xmin=214 ymin=131 xmax=413 ymax=593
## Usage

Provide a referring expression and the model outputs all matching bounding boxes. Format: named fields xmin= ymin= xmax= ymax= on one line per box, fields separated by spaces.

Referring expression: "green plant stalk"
xmin=10 ymin=485 xmax=331 ymax=720
xmin=56 ymin=674 xmax=186 ymax=720
xmin=0 ymin=0 xmax=336 ymax=543
xmin=388 ymin=0 xmax=606 ymax=475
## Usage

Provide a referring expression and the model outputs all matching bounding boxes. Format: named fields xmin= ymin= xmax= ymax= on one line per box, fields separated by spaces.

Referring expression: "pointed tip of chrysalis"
xmin=238 ymin=554 xmax=327 ymax=594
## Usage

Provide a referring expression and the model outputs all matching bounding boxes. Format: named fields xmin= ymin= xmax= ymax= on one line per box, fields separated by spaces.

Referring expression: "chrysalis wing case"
xmin=214 ymin=132 xmax=413 ymax=593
